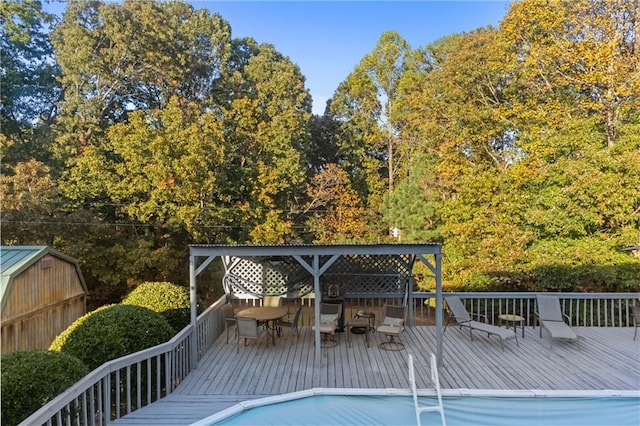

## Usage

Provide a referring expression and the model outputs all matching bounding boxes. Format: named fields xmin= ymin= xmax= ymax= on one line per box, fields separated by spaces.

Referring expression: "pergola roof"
xmin=188 ymin=243 xmax=444 ymax=368
xmin=190 ymin=243 xmax=441 ymax=257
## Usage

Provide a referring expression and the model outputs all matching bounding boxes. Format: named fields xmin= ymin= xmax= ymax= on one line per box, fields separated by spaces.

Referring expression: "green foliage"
xmin=1 ymin=350 xmax=88 ymax=426
xmin=2 ymin=0 xmax=639 ymax=302
xmin=50 ymin=304 xmax=174 ymax=370
xmin=304 ymin=164 xmax=370 ymax=243
xmin=122 ymin=281 xmax=191 ymax=331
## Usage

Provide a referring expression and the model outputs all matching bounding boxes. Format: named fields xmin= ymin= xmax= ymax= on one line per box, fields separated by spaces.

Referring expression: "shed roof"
xmin=0 ymin=246 xmax=88 ymax=309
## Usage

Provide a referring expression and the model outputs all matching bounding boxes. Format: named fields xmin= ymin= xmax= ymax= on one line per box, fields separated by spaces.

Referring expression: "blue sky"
xmin=199 ymin=1 xmax=511 ymax=114
xmin=46 ymin=1 xmax=512 ymax=114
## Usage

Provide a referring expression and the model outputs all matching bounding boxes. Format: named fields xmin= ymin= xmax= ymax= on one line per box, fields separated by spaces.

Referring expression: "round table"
xmin=236 ymin=307 xmax=288 ymax=345
xmin=498 ymin=314 xmax=525 ymax=338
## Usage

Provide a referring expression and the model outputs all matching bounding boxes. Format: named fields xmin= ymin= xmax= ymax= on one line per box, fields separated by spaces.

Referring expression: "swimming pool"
xmin=191 ymin=389 xmax=640 ymax=426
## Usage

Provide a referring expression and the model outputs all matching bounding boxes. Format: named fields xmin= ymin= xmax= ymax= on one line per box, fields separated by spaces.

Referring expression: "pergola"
xmin=189 ymin=243 xmax=443 ymax=368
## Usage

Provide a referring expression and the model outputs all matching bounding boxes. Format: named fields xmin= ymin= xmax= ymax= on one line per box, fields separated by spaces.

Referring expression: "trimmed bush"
xmin=50 ymin=304 xmax=174 ymax=370
xmin=1 ymin=350 xmax=88 ymax=426
xmin=122 ymin=281 xmax=191 ymax=331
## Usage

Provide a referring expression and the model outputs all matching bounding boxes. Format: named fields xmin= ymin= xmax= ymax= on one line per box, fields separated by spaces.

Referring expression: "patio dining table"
xmin=236 ymin=307 xmax=288 ymax=345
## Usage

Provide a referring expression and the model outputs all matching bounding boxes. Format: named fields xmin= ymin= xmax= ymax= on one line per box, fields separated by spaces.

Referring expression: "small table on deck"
xmin=354 ymin=310 xmax=375 ymax=332
xmin=347 ymin=317 xmax=370 ymax=348
xmin=498 ymin=314 xmax=525 ymax=338
xmin=236 ymin=307 xmax=288 ymax=345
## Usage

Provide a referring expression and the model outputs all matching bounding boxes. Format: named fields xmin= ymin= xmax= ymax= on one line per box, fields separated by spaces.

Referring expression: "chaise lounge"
xmin=444 ymin=296 xmax=517 ymax=350
xmin=535 ymin=295 xmax=578 ymax=348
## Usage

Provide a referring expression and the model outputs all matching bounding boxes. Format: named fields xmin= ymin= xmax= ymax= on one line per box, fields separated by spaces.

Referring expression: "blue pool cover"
xmin=211 ymin=395 xmax=640 ymax=426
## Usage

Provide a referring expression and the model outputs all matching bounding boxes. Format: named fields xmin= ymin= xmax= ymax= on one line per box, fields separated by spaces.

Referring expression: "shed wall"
xmin=1 ymin=256 xmax=86 ymax=353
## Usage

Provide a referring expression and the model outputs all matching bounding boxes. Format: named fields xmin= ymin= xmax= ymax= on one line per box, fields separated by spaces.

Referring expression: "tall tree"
xmin=220 ymin=40 xmax=312 ymax=243
xmin=0 ymin=0 xmax=60 ymax=168
xmin=500 ymin=0 xmax=640 ymax=147
xmin=51 ymin=0 xmax=232 ymax=166
xmin=328 ymin=31 xmax=412 ymax=225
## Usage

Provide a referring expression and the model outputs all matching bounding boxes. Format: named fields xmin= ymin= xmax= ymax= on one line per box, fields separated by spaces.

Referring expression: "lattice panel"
xmin=324 ymin=254 xmax=411 ymax=275
xmin=225 ymin=257 xmax=313 ymax=297
xmin=224 ymin=254 xmax=411 ymax=299
xmin=321 ymin=273 xmax=404 ymax=296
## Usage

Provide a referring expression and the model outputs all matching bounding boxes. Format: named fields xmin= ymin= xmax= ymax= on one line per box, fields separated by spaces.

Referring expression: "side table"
xmin=347 ymin=318 xmax=370 ymax=347
xmin=498 ymin=314 xmax=525 ymax=338
xmin=355 ymin=310 xmax=375 ymax=332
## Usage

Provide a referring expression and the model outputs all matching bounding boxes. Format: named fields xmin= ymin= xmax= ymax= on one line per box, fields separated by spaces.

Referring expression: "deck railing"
xmin=229 ymin=292 xmax=640 ymax=328
xmin=21 ymin=292 xmax=639 ymax=425
xmin=19 ymin=297 xmax=226 ymax=426
xmin=411 ymin=292 xmax=640 ymax=327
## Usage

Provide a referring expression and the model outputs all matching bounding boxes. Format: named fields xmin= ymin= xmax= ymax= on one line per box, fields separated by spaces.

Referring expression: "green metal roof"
xmin=1 ymin=246 xmax=88 ymax=310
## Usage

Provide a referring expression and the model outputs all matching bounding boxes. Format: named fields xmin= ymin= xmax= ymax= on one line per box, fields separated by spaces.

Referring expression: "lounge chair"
xmin=377 ymin=304 xmax=407 ymax=351
xmin=313 ymin=302 xmax=341 ymax=347
xmin=236 ymin=317 xmax=267 ymax=352
xmin=444 ymin=296 xmax=517 ymax=350
xmin=535 ymin=295 xmax=578 ymax=348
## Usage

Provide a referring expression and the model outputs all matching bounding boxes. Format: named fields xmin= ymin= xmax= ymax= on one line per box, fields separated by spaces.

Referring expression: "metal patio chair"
xmin=444 ymin=296 xmax=517 ymax=350
xmin=535 ymin=295 xmax=578 ymax=348
xmin=377 ymin=304 xmax=407 ymax=351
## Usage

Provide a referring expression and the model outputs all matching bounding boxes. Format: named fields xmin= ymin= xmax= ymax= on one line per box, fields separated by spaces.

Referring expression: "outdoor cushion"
xmin=383 ymin=316 xmax=404 ymax=327
xmin=320 ymin=314 xmax=338 ymax=324
xmin=377 ymin=324 xmax=404 ymax=335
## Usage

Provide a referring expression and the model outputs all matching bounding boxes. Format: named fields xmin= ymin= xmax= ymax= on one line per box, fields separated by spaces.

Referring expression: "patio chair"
xmin=444 ymin=296 xmax=517 ymax=350
xmin=236 ymin=317 xmax=267 ymax=352
xmin=634 ymin=305 xmax=640 ymax=341
xmin=223 ymin=303 xmax=237 ymax=344
xmin=313 ymin=302 xmax=341 ymax=347
xmin=535 ymin=295 xmax=578 ymax=348
xmin=276 ymin=305 xmax=303 ymax=339
xmin=377 ymin=304 xmax=407 ymax=351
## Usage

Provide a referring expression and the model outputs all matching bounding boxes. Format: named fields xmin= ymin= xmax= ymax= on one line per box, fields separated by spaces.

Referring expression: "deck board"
xmin=114 ymin=326 xmax=640 ymax=425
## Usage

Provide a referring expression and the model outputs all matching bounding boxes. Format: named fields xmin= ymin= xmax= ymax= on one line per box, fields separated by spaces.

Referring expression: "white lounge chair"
xmin=444 ymin=296 xmax=517 ymax=350
xmin=535 ymin=295 xmax=578 ymax=348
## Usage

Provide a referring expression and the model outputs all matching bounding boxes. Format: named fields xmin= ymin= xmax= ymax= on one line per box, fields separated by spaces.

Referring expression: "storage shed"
xmin=1 ymin=246 xmax=88 ymax=353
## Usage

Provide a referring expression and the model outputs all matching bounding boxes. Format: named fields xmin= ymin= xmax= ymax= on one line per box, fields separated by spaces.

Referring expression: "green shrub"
xmin=50 ymin=304 xmax=174 ymax=370
xmin=121 ymin=281 xmax=191 ymax=331
xmin=1 ymin=350 xmax=88 ymax=426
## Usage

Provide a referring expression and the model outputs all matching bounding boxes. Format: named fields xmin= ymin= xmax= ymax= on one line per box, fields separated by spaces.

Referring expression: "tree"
xmin=51 ymin=0 xmax=232 ymax=166
xmin=304 ymin=164 xmax=368 ymax=243
xmin=327 ymin=31 xmax=413 ymax=226
xmin=0 ymin=0 xmax=60 ymax=169
xmin=219 ymin=40 xmax=312 ymax=243
xmin=499 ymin=0 xmax=640 ymax=147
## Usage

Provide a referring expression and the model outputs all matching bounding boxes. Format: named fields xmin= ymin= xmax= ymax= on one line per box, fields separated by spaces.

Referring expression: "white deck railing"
xmin=20 ymin=292 xmax=639 ymax=425
xmin=411 ymin=292 xmax=640 ymax=327
xmin=19 ymin=297 xmax=226 ymax=426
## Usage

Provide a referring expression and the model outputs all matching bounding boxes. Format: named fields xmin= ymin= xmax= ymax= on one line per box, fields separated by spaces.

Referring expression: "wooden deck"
xmin=115 ymin=325 xmax=640 ymax=425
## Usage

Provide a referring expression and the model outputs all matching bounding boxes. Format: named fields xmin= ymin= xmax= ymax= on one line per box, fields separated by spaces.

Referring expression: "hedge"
xmin=1 ymin=350 xmax=88 ymax=426
xmin=121 ymin=281 xmax=191 ymax=331
xmin=50 ymin=304 xmax=174 ymax=370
